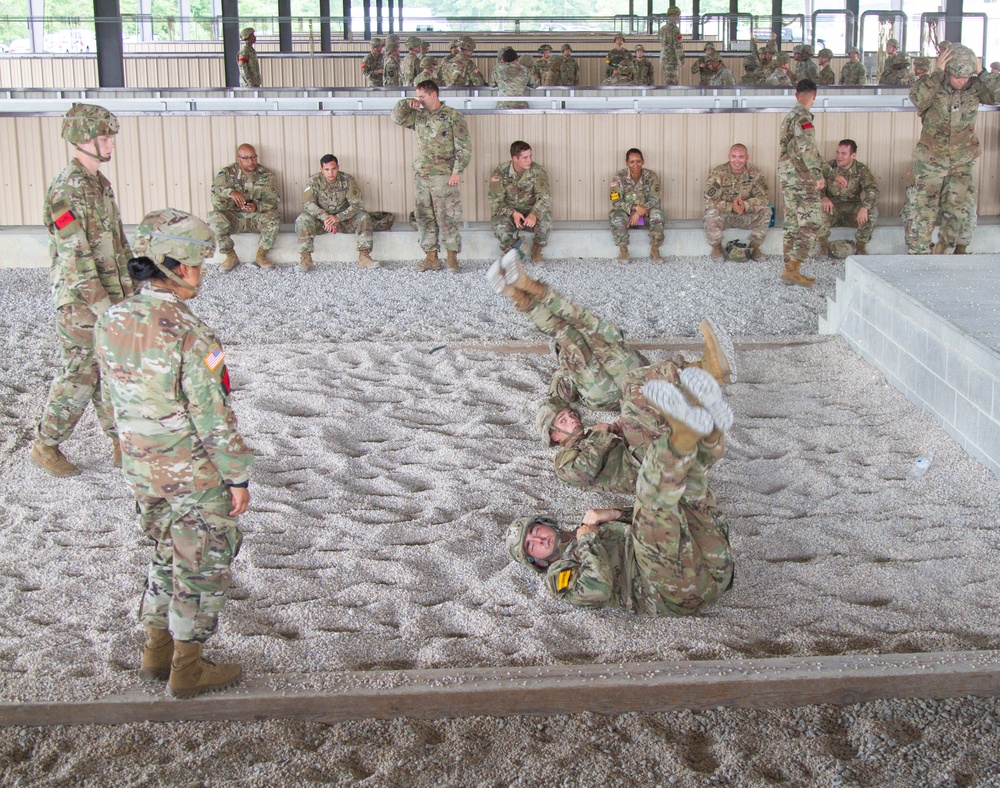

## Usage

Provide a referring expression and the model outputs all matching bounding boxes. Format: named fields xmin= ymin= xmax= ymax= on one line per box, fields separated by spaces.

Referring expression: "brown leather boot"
xmin=446 ymin=250 xmax=460 ymax=272
xmin=854 ymin=241 xmax=868 ymax=255
xmin=748 ymin=245 xmax=763 ymax=261
xmin=298 ymin=251 xmax=314 ymax=271
xmin=167 ymin=641 xmax=242 ymax=699
xmin=358 ymin=249 xmax=379 ymax=268
xmin=29 ymin=441 xmax=79 ymax=477
xmin=953 ymin=244 xmax=968 ymax=255
xmin=111 ymin=436 xmax=122 ymax=467
xmin=817 ymin=239 xmax=830 ymax=257
xmin=219 ymin=251 xmax=240 ymax=272
xmin=530 ymin=241 xmax=544 ymax=263
xmin=781 ymin=257 xmax=815 ymax=287
xmin=416 ymin=250 xmax=440 ymax=272
xmin=504 ymin=286 xmax=535 ymax=312
xmin=933 ymin=239 xmax=949 ymax=255
xmin=710 ymin=243 xmax=724 ymax=260
xmin=139 ymin=627 xmax=174 ymax=682
xmin=649 ymin=244 xmax=663 ymax=262
xmin=255 ymin=247 xmax=273 ymax=268
xmin=618 ymin=245 xmax=629 ymax=261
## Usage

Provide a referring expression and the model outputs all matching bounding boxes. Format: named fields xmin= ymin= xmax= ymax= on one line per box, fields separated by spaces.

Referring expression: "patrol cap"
xmin=947 ymin=44 xmax=979 ymax=78
xmin=667 ymin=5 xmax=681 ymax=15
xmin=239 ymin=27 xmax=254 ymax=40
xmin=405 ymin=36 xmax=422 ymax=49
xmin=886 ymin=37 xmax=899 ymax=48
xmin=818 ymin=48 xmax=833 ymax=59
xmin=62 ymin=103 xmax=119 ymax=144
xmin=829 ymin=240 xmax=855 ymax=259
xmin=132 ymin=208 xmax=216 ymax=268
xmin=505 ymin=515 xmax=558 ymax=570
xmin=538 ymin=44 xmax=552 ymax=53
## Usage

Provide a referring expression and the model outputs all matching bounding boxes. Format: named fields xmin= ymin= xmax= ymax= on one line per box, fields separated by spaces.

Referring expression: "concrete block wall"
xmin=820 ymin=256 xmax=1000 ymax=478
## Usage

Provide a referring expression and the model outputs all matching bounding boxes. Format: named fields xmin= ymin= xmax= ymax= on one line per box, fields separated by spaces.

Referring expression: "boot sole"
xmin=168 ymin=668 xmax=243 ymax=699
xmin=642 ymin=381 xmax=714 ymax=436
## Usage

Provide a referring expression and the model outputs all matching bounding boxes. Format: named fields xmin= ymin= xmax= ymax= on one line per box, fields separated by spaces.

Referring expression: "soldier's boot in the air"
xmin=641 ymin=380 xmax=714 ymax=455
xmin=649 ymin=244 xmax=663 ymax=262
xmin=139 ymin=627 xmax=174 ymax=682
xmin=748 ymin=244 xmax=764 ymax=261
xmin=933 ymin=239 xmax=949 ymax=255
xmin=358 ymin=249 xmax=379 ymax=269
xmin=854 ymin=241 xmax=868 ymax=255
xmin=416 ymin=250 xmax=441 ymax=272
xmin=710 ymin=243 xmax=724 ymax=261
xmin=446 ymin=250 xmax=460 ymax=272
xmin=29 ymin=441 xmax=80 ymax=477
xmin=696 ymin=318 xmax=736 ymax=385
xmin=219 ymin=251 xmax=240 ymax=273
xmin=781 ymin=257 xmax=814 ymax=287
xmin=298 ymin=251 xmax=314 ymax=272
xmin=618 ymin=245 xmax=629 ymax=261
xmin=679 ymin=366 xmax=734 ymax=434
xmin=530 ymin=240 xmax=544 ymax=263
xmin=167 ymin=641 xmax=242 ymax=699
xmin=503 ymin=285 xmax=535 ymax=312
xmin=817 ymin=239 xmax=830 ymax=257
xmin=111 ymin=436 xmax=122 ymax=467
xmin=953 ymin=245 xmax=968 ymax=255
xmin=255 ymin=247 xmax=273 ymax=269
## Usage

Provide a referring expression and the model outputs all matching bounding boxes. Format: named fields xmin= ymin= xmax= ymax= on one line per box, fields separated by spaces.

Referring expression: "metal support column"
xmin=222 ymin=0 xmax=240 ymax=87
xmin=179 ymin=0 xmax=193 ymax=40
xmin=692 ymin=0 xmax=701 ymax=40
xmin=320 ymin=0 xmax=331 ymax=52
xmin=343 ymin=0 xmax=352 ymax=41
xmin=772 ymin=0 xmax=782 ymax=50
xmin=279 ymin=0 xmax=292 ymax=51
xmin=94 ymin=0 xmax=126 ymax=87
xmin=944 ymin=0 xmax=963 ymax=46
xmin=846 ymin=0 xmax=859 ymax=47
xmin=376 ymin=0 xmax=383 ymax=35
xmin=363 ymin=0 xmax=371 ymax=39
xmin=28 ymin=0 xmax=43 ymax=53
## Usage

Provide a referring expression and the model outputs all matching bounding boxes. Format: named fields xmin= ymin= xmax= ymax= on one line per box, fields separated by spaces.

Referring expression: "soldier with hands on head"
xmin=603 ymin=59 xmax=636 ymax=86
xmin=707 ymin=54 xmax=734 ymax=86
xmin=703 ymin=143 xmax=770 ymax=261
xmin=609 ymin=148 xmax=665 ymax=262
xmin=208 ymin=144 xmax=281 ymax=272
xmin=95 ymin=208 xmax=254 ymax=699
xmin=489 ymin=141 xmax=552 ymax=263
xmin=818 ymin=139 xmax=879 ymax=256
xmin=840 ymin=47 xmax=866 ymax=85
xmin=658 ymin=6 xmax=685 ymax=86
xmin=30 ymin=104 xmax=133 ymax=478
xmin=295 ymin=154 xmax=377 ymax=272
xmin=692 ymin=43 xmax=716 ymax=85
xmin=392 ymin=79 xmax=472 ymax=272
xmin=238 ymin=27 xmax=261 ymax=88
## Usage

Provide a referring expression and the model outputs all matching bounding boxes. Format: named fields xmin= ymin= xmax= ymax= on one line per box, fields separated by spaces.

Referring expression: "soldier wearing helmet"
xmin=30 ymin=104 xmax=133 ymax=479
xmin=904 ymin=44 xmax=999 ymax=254
xmin=816 ymin=48 xmax=835 ymax=85
xmin=706 ymin=54 xmax=735 ymax=86
xmin=692 ymin=42 xmax=716 ymax=85
xmin=400 ymin=37 xmax=423 ymax=86
xmin=764 ymin=53 xmax=793 ymax=86
xmin=238 ymin=27 xmax=261 ymax=87
xmin=95 ymin=208 xmax=254 ymax=700
xmin=606 ymin=33 xmax=631 ymax=79
xmin=879 ymin=36 xmax=910 ymax=85
xmin=794 ymin=44 xmax=820 ymax=81
xmin=558 ymin=44 xmax=579 ymax=86
xmin=658 ymin=5 xmax=685 ymax=86
xmin=361 ymin=37 xmax=385 ymax=86
xmin=840 ymin=46 xmax=866 ymax=85
xmin=506 ymin=368 xmax=735 ymax=617
xmin=439 ymin=35 xmax=485 ymax=86
xmin=603 ymin=58 xmax=636 ymax=86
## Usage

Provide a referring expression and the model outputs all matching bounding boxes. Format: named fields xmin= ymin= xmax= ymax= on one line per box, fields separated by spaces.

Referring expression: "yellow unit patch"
xmin=203 ymin=344 xmax=225 ymax=371
xmin=610 ymin=192 xmax=620 ymax=201
xmin=556 ymin=569 xmax=573 ymax=591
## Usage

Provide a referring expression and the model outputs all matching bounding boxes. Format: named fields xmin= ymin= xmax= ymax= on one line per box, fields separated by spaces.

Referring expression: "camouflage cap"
xmin=667 ymin=5 xmax=681 ymax=15
xmin=460 ymin=35 xmax=476 ymax=51
xmin=829 ymin=240 xmax=855 ymax=259
xmin=818 ymin=48 xmax=833 ymax=58
xmin=538 ymin=44 xmax=552 ymax=53
xmin=132 ymin=208 xmax=216 ymax=268
xmin=405 ymin=36 xmax=422 ymax=49
xmin=505 ymin=515 xmax=558 ymax=570
xmin=62 ymin=103 xmax=119 ymax=143
xmin=239 ymin=27 xmax=254 ymax=40
xmin=886 ymin=37 xmax=899 ymax=48
xmin=947 ymin=44 xmax=979 ymax=78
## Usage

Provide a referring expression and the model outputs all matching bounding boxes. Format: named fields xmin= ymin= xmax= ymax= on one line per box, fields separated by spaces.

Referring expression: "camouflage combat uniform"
xmin=554 ymin=429 xmax=640 ymax=494
xmin=439 ymin=53 xmax=485 ymax=87
xmin=905 ymin=71 xmax=999 ymax=253
xmin=817 ymin=65 xmax=836 ymax=85
xmin=709 ymin=65 xmax=735 ymax=86
xmin=540 ymin=430 xmax=733 ymax=617
xmin=658 ymin=19 xmax=685 ymax=86
xmin=819 ymin=158 xmax=879 ymax=246
xmin=207 ymin=161 xmax=281 ymax=254
xmin=795 ymin=58 xmax=819 ymax=82
xmin=95 ymin=282 xmax=254 ymax=643
xmin=238 ymin=43 xmax=261 ymax=88
xmin=778 ymin=101 xmax=825 ymax=261
xmin=294 ymin=171 xmax=374 ymax=253
xmin=382 ymin=54 xmax=401 ymax=87
xmin=606 ymin=46 xmax=631 ymax=78
xmin=609 ymin=166 xmax=666 ymax=248
xmin=531 ymin=57 xmax=560 ymax=86
xmin=491 ymin=62 xmax=539 ymax=108
xmin=559 ymin=52 xmax=580 ymax=86
xmin=37 ymin=158 xmax=134 ymax=448
xmin=488 ymin=160 xmax=552 ymax=252
xmin=692 ymin=55 xmax=713 ymax=86
xmin=880 ymin=52 xmax=911 ymax=85
xmin=703 ymin=161 xmax=771 ymax=249
xmin=392 ymin=98 xmax=472 ymax=253
xmin=361 ymin=48 xmax=384 ymax=86
xmin=633 ymin=58 xmax=655 ymax=86
xmin=764 ymin=67 xmax=793 ymax=86
xmin=401 ymin=52 xmax=421 ymax=87
xmin=840 ymin=60 xmax=867 ymax=85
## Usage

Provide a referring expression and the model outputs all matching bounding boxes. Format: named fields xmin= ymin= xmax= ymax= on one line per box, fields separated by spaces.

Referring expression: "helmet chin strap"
xmin=152 ymin=260 xmax=199 ymax=297
xmin=74 ymin=142 xmax=111 ymax=163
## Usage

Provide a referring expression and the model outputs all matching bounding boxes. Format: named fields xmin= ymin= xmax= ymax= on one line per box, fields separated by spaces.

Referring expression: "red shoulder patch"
xmin=221 ymin=366 xmax=231 ymax=395
xmin=801 ymin=121 xmax=814 ymax=130
xmin=54 ymin=209 xmax=76 ymax=230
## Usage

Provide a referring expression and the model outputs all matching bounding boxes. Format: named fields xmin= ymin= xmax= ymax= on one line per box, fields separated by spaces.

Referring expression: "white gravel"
xmin=2 ymin=255 xmax=1000 ymax=785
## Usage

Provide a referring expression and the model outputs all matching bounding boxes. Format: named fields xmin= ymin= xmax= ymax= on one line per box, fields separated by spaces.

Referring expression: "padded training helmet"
xmin=536 ymin=396 xmax=570 ymax=447
xmin=947 ymin=44 xmax=979 ymax=78
xmin=725 ymin=240 xmax=750 ymax=262
xmin=829 ymin=240 xmax=855 ymax=259
xmin=132 ymin=208 xmax=216 ymax=267
xmin=61 ymin=103 xmax=118 ymax=144
xmin=506 ymin=515 xmax=558 ymax=570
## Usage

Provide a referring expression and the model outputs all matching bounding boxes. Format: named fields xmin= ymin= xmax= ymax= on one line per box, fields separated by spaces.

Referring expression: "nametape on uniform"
xmin=204 ymin=344 xmax=225 ymax=371
xmin=556 ymin=569 xmax=574 ymax=591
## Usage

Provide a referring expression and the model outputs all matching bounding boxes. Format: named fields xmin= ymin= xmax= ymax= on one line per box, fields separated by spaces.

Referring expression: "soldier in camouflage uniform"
xmin=439 ymin=36 xmax=485 ymax=87
xmin=506 ymin=370 xmax=734 ymax=618
xmin=489 ymin=141 xmax=552 ymax=262
xmin=559 ymin=44 xmax=579 ymax=86
xmin=912 ymin=56 xmax=932 ymax=81
xmin=360 ymin=37 xmax=384 ymax=87
xmin=382 ymin=41 xmax=402 ymax=87
xmin=602 ymin=59 xmax=636 ymax=86
xmin=491 ymin=48 xmax=539 ymax=108
xmin=633 ymin=46 xmax=654 ymax=86
xmin=905 ymin=45 xmax=999 ymax=254
xmin=208 ymin=144 xmax=281 ymax=272
xmin=609 ymin=148 xmax=665 ymax=261
xmin=692 ymin=43 xmax=716 ymax=86
xmin=658 ymin=6 xmax=685 ymax=86
xmin=95 ymin=208 xmax=254 ymax=699
xmin=764 ymin=54 xmax=794 ymax=86
xmin=400 ymin=37 xmax=423 ymax=87
xmin=818 ymin=139 xmax=879 ymax=255
xmin=778 ymin=79 xmax=825 ymax=286
xmin=706 ymin=54 xmax=734 ymax=86
xmin=703 ymin=143 xmax=770 ymax=260
xmin=795 ymin=44 xmax=820 ymax=81
xmin=237 ymin=27 xmax=261 ymax=88
xmin=756 ymin=42 xmax=777 ymax=80
xmin=840 ymin=47 xmax=866 ymax=85
xmin=30 ymin=104 xmax=134 ymax=478
xmin=982 ymin=61 xmax=1000 ymax=93
xmin=816 ymin=48 xmax=835 ymax=85
xmin=530 ymin=44 xmax=561 ymax=86
xmin=393 ymin=80 xmax=472 ymax=272
xmin=413 ymin=55 xmax=438 ymax=86
xmin=879 ymin=38 xmax=910 ymax=85
xmin=606 ymin=33 xmax=631 ymax=79
xmin=294 ymin=154 xmax=377 ymax=271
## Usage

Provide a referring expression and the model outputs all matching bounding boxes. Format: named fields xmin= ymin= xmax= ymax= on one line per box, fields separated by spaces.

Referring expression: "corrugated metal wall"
xmin=4 ymin=110 xmax=998 ymax=228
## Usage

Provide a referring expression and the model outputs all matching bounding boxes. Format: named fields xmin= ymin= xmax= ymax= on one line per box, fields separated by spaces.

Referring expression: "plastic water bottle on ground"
xmin=907 ymin=451 xmax=934 ymax=479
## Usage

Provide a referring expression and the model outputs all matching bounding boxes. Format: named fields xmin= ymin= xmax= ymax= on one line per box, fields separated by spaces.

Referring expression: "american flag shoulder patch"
xmin=204 ymin=344 xmax=225 ymax=371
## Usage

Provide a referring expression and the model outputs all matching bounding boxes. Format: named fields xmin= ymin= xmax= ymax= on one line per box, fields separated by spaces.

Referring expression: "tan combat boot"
xmin=416 ymin=250 xmax=441 ymax=272
xmin=854 ymin=241 xmax=868 ymax=255
xmin=817 ymin=239 xmax=830 ymax=257
xmin=255 ymin=247 xmax=273 ymax=268
xmin=298 ymin=251 xmax=314 ymax=272
xmin=697 ymin=318 xmax=734 ymax=385
xmin=139 ymin=627 xmax=174 ymax=682
xmin=358 ymin=249 xmax=379 ymax=268
xmin=530 ymin=240 xmax=544 ymax=263
xmin=710 ymin=243 xmax=724 ymax=260
xmin=649 ymin=244 xmax=663 ymax=262
xmin=446 ymin=249 xmax=460 ymax=272
xmin=219 ymin=251 xmax=240 ymax=272
xmin=953 ymin=244 xmax=968 ymax=255
xmin=641 ymin=380 xmax=714 ymax=455
xmin=618 ymin=245 xmax=629 ymax=261
xmin=111 ymin=436 xmax=122 ymax=467
xmin=748 ymin=244 xmax=764 ymax=261
xmin=167 ymin=641 xmax=242 ymax=699
xmin=504 ymin=286 xmax=535 ymax=312
xmin=933 ymin=239 xmax=949 ymax=255
xmin=781 ymin=257 xmax=815 ymax=287
xmin=29 ymin=441 xmax=79 ymax=477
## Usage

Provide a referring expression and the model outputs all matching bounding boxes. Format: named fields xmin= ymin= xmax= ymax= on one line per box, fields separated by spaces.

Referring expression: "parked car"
xmin=44 ymin=29 xmax=96 ymax=53
xmin=8 ymin=37 xmax=32 ymax=53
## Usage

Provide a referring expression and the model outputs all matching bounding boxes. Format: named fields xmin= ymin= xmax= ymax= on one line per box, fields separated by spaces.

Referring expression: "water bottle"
xmin=907 ymin=451 xmax=934 ymax=478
